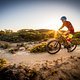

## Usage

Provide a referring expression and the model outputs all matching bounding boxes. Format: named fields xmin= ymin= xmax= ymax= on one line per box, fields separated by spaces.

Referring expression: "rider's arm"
xmin=59 ymin=25 xmax=64 ymax=30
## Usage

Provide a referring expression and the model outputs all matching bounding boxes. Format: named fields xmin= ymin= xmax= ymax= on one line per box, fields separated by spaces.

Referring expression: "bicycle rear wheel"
xmin=67 ymin=39 xmax=77 ymax=52
xmin=46 ymin=40 xmax=61 ymax=54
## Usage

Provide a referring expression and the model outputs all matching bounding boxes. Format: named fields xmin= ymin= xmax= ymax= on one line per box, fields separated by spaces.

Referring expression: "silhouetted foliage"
xmin=0 ymin=29 xmax=55 ymax=42
xmin=0 ymin=29 xmax=80 ymax=43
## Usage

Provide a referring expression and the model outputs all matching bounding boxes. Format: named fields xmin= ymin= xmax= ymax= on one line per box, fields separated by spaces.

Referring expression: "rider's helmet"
xmin=61 ymin=16 xmax=67 ymax=21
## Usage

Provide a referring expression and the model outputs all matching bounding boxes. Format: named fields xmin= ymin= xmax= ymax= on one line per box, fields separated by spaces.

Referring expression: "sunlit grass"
xmin=54 ymin=30 xmax=58 ymax=38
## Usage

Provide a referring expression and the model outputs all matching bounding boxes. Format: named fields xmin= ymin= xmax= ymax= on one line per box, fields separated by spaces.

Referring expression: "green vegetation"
xmin=8 ymin=48 xmax=19 ymax=54
xmin=0 ymin=29 xmax=55 ymax=42
xmin=0 ymin=59 xmax=7 ymax=68
xmin=0 ymin=43 xmax=10 ymax=49
xmin=73 ymin=32 xmax=80 ymax=38
xmin=8 ymin=43 xmax=28 ymax=54
xmin=73 ymin=32 xmax=80 ymax=45
xmin=0 ymin=29 xmax=80 ymax=43
xmin=30 ymin=42 xmax=47 ymax=53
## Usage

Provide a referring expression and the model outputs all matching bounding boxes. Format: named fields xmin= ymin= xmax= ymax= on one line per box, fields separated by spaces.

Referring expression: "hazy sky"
xmin=0 ymin=0 xmax=80 ymax=31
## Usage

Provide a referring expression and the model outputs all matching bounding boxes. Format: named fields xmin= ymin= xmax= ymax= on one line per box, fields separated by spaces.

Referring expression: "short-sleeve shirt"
xmin=62 ymin=21 xmax=74 ymax=34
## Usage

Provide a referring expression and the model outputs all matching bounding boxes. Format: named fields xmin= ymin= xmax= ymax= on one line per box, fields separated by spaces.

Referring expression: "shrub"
xmin=30 ymin=42 xmax=47 ymax=53
xmin=8 ymin=48 xmax=19 ymax=54
xmin=16 ymin=43 xmax=25 ymax=47
xmin=73 ymin=32 xmax=80 ymax=38
xmin=0 ymin=29 xmax=55 ymax=42
xmin=74 ymin=38 xmax=80 ymax=45
xmin=43 ymin=38 xmax=49 ymax=41
xmin=0 ymin=59 xmax=7 ymax=68
xmin=0 ymin=43 xmax=10 ymax=49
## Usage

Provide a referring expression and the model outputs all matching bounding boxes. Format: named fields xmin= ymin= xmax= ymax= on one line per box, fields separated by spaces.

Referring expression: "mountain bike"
xmin=46 ymin=30 xmax=77 ymax=54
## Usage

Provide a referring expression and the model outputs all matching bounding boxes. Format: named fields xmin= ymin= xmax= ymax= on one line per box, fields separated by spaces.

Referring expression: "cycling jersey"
xmin=62 ymin=21 xmax=74 ymax=34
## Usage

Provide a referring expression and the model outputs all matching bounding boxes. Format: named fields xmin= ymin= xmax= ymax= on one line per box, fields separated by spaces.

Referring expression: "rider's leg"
xmin=61 ymin=36 xmax=69 ymax=47
xmin=62 ymin=31 xmax=71 ymax=48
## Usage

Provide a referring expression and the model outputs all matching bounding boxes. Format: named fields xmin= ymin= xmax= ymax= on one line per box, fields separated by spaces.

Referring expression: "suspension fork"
xmin=59 ymin=36 xmax=69 ymax=47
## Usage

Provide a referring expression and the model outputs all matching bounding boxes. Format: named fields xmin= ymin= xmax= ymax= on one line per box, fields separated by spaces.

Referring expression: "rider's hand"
xmin=58 ymin=29 xmax=61 ymax=31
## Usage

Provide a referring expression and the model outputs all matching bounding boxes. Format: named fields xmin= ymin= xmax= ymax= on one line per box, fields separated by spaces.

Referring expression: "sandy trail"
xmin=0 ymin=46 xmax=80 ymax=67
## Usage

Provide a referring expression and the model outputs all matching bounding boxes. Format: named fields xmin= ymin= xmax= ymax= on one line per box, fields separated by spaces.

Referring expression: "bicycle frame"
xmin=54 ymin=30 xmax=69 ymax=47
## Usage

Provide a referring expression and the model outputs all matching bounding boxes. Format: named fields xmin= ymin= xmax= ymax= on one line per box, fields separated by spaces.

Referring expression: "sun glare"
xmin=0 ymin=0 xmax=80 ymax=31
xmin=46 ymin=19 xmax=62 ymax=31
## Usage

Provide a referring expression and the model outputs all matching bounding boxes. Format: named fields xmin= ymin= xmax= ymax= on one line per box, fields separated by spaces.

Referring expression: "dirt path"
xmin=0 ymin=46 xmax=80 ymax=67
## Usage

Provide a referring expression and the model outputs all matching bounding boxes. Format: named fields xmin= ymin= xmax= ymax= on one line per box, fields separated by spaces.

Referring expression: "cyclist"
xmin=59 ymin=16 xmax=75 ymax=49
xmin=59 ymin=16 xmax=74 ymax=34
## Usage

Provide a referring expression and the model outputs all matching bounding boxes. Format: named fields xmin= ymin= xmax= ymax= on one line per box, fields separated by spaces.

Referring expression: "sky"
xmin=0 ymin=0 xmax=80 ymax=31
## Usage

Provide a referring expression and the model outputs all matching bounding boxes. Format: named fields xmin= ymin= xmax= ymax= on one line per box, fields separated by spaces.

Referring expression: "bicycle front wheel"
xmin=46 ymin=40 xmax=61 ymax=54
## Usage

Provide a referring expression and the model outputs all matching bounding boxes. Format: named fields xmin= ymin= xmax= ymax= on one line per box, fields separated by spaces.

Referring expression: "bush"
xmin=0 ymin=59 xmax=7 ymax=68
xmin=30 ymin=42 xmax=47 ymax=53
xmin=73 ymin=32 xmax=80 ymax=38
xmin=8 ymin=48 xmax=19 ymax=54
xmin=17 ymin=43 xmax=24 ymax=47
xmin=72 ymin=38 xmax=80 ymax=45
xmin=0 ymin=29 xmax=55 ymax=42
xmin=0 ymin=43 xmax=10 ymax=49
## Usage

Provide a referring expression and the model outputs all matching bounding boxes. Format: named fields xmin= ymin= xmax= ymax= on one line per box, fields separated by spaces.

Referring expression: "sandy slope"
xmin=0 ymin=46 xmax=80 ymax=67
